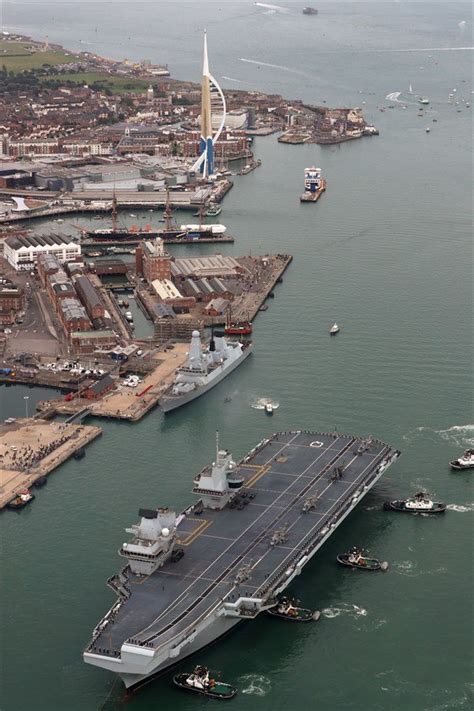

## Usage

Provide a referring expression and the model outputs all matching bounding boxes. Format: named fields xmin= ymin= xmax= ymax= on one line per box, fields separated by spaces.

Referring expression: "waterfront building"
xmin=192 ymin=32 xmax=226 ymax=178
xmin=4 ymin=234 xmax=81 ymax=271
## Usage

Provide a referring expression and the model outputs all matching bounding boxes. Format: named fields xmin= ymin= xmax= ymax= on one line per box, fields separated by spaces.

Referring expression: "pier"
xmin=0 ymin=181 xmax=233 ymax=225
xmin=0 ymin=418 xmax=102 ymax=510
xmin=35 ymin=344 xmax=190 ymax=422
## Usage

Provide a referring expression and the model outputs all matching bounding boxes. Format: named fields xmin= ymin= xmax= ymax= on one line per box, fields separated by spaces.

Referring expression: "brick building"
xmin=0 ymin=281 xmax=25 ymax=326
xmin=141 ymin=239 xmax=172 ymax=282
xmin=58 ymin=298 xmax=91 ymax=334
xmin=70 ymin=329 xmax=118 ymax=354
xmin=74 ymin=276 xmax=105 ymax=321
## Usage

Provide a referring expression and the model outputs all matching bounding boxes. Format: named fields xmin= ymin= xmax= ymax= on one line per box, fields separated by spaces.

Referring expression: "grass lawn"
xmin=39 ymin=71 xmax=150 ymax=93
xmin=0 ymin=40 xmax=74 ymax=72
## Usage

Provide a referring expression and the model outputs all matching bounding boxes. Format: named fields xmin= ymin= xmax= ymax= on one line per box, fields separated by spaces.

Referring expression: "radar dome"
xmin=161 ymin=527 xmax=170 ymax=537
xmin=192 ymin=330 xmax=200 ymax=337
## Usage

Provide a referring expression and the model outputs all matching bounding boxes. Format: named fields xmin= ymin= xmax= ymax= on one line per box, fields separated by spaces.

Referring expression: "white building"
xmin=4 ymin=233 xmax=81 ymax=271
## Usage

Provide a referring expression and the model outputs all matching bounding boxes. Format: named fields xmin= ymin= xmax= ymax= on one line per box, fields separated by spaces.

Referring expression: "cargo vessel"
xmin=159 ymin=330 xmax=252 ymax=412
xmin=300 ymin=166 xmax=326 ymax=202
xmin=83 ymin=430 xmax=400 ymax=689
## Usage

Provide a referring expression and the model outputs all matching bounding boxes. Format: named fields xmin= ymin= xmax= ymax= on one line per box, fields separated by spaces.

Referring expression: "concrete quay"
xmin=36 ymin=344 xmax=189 ymax=422
xmin=0 ymin=418 xmax=102 ymax=510
xmin=202 ymin=254 xmax=293 ymax=326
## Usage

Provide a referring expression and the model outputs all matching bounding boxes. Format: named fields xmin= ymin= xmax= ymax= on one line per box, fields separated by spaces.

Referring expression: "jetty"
xmin=0 ymin=418 xmax=102 ymax=510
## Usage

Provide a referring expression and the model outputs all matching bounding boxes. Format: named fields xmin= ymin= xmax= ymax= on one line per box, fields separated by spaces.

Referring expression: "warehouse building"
xmin=4 ymin=234 xmax=81 ymax=271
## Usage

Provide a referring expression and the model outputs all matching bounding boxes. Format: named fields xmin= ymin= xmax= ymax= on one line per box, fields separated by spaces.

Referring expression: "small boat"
xmin=259 ymin=304 xmax=269 ymax=312
xmin=73 ymin=448 xmax=85 ymax=460
xmin=33 ymin=476 xmax=48 ymax=488
xmin=7 ymin=489 xmax=35 ymax=509
xmin=337 ymin=548 xmax=388 ymax=571
xmin=173 ymin=666 xmax=237 ymax=699
xmin=125 ymin=311 xmax=133 ymax=322
xmin=224 ymin=396 xmax=232 ymax=403
xmin=426 ymin=127 xmax=430 ymax=133
xmin=418 ymin=96 xmax=430 ymax=105
xmin=265 ymin=403 xmax=274 ymax=415
xmin=268 ymin=292 xmax=275 ymax=298
xmin=206 ymin=203 xmax=222 ymax=217
xmin=330 ymin=323 xmax=340 ymax=335
xmin=450 ymin=449 xmax=474 ymax=471
xmin=123 ymin=299 xmax=129 ymax=308
xmin=267 ymin=597 xmax=320 ymax=622
xmin=383 ymin=492 xmax=446 ymax=514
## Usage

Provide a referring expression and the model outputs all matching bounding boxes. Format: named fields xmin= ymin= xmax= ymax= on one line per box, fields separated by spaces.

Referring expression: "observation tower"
xmin=192 ymin=32 xmax=226 ymax=179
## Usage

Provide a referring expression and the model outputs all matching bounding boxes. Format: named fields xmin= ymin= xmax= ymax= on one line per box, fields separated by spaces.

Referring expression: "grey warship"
xmin=84 ymin=430 xmax=400 ymax=689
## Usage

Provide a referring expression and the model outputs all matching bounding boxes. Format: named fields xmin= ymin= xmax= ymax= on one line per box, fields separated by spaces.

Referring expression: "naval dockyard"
xmin=0 ymin=24 xmax=417 ymax=703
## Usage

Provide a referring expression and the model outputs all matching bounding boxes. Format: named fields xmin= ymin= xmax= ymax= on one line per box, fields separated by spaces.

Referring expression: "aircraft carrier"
xmin=84 ymin=430 xmax=400 ymax=689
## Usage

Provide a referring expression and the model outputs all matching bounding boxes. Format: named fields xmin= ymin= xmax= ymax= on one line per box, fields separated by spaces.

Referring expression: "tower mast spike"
xmin=216 ymin=430 xmax=220 ymax=461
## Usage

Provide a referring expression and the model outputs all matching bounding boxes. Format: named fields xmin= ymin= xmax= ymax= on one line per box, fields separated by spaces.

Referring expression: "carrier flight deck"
xmin=84 ymin=430 xmax=400 ymax=689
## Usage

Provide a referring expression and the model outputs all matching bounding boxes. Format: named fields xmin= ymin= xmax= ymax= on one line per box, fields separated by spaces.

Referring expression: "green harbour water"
xmin=0 ymin=2 xmax=472 ymax=710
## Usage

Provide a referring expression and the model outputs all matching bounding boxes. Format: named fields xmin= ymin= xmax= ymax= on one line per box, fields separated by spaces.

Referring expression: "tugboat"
xmin=265 ymin=402 xmax=274 ymax=415
xmin=7 ymin=489 xmax=35 ymax=510
xmin=383 ymin=491 xmax=446 ymax=514
xmin=450 ymin=449 xmax=474 ymax=471
xmin=173 ymin=665 xmax=237 ymax=699
xmin=337 ymin=547 xmax=388 ymax=571
xmin=330 ymin=323 xmax=340 ymax=335
xmin=224 ymin=308 xmax=252 ymax=336
xmin=267 ymin=596 xmax=320 ymax=622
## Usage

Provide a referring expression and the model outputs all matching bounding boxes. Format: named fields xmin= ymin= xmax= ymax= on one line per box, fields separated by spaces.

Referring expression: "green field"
xmin=0 ymin=40 xmax=73 ymax=72
xmin=39 ymin=71 xmax=150 ymax=93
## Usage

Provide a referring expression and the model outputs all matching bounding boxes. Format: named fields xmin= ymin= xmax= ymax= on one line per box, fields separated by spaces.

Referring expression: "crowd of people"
xmin=0 ymin=425 xmax=72 ymax=472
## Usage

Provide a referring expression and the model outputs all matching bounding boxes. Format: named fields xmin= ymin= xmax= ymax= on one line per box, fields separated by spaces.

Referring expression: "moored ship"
xmin=159 ymin=330 xmax=252 ymax=412
xmin=300 ymin=166 xmax=326 ymax=202
xmin=83 ymin=431 xmax=400 ymax=689
xmin=85 ymin=192 xmax=228 ymax=243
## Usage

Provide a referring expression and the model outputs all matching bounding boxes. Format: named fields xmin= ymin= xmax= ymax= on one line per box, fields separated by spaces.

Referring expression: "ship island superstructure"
xmin=159 ymin=330 xmax=252 ymax=412
xmin=300 ymin=166 xmax=326 ymax=203
xmin=84 ymin=430 xmax=400 ymax=689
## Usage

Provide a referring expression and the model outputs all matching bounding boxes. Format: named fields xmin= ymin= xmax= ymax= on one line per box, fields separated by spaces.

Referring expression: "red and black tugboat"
xmin=7 ymin=489 xmax=35 ymax=510
xmin=224 ymin=307 xmax=252 ymax=337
